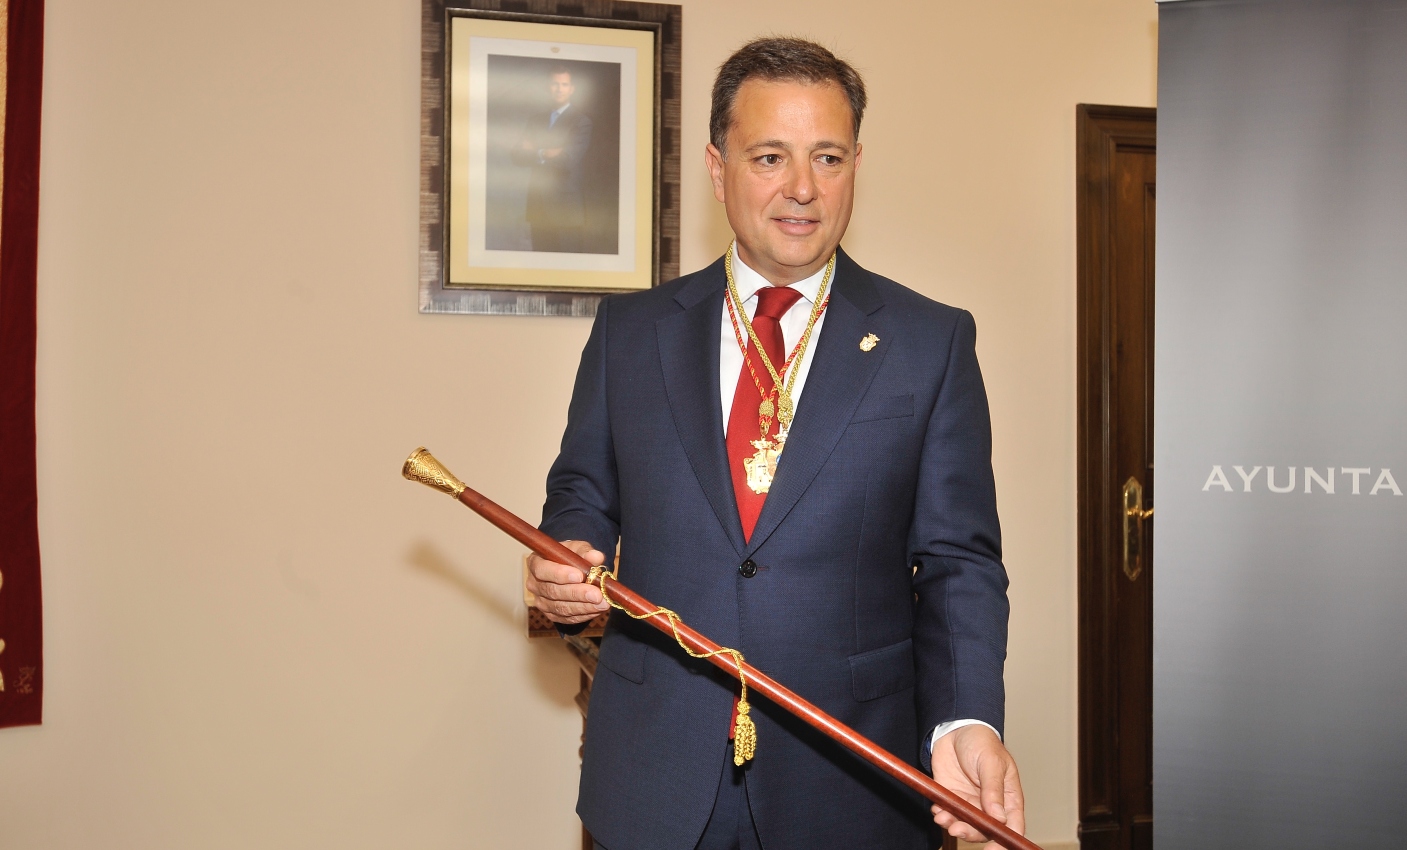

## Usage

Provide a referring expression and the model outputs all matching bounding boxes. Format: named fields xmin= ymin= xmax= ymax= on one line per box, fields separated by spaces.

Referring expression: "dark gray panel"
xmin=1156 ymin=0 xmax=1407 ymax=845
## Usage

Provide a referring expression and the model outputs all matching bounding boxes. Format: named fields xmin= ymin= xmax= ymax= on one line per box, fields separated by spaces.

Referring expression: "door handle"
xmin=1122 ymin=476 xmax=1153 ymax=581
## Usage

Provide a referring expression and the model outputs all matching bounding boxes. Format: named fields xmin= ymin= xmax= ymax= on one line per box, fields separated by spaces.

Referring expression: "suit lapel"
xmin=744 ymin=249 xmax=890 ymax=555
xmin=656 ymin=258 xmax=747 ymax=555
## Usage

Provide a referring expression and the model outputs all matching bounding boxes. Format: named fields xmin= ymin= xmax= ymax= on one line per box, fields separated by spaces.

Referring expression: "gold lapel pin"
xmin=859 ymin=333 xmax=880 ymax=352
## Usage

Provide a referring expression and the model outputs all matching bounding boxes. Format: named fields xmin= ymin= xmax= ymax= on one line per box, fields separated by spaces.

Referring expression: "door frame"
xmin=1075 ymin=103 xmax=1157 ymax=849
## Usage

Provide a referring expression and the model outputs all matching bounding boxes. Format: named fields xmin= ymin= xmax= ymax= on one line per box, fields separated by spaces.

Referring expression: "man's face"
xmin=705 ymin=79 xmax=862 ymax=286
xmin=549 ymin=73 xmax=574 ymax=107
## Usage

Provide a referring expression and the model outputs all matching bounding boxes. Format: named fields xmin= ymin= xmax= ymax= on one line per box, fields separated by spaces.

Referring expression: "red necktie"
xmin=726 ymin=285 xmax=803 ymax=541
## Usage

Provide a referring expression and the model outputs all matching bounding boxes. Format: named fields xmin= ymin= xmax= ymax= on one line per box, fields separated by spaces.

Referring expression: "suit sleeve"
xmin=509 ymin=117 xmax=539 ymax=167
xmin=540 ymin=296 xmax=621 ymax=564
xmin=562 ymin=112 xmax=592 ymax=169
xmin=909 ymin=309 xmax=1009 ymax=755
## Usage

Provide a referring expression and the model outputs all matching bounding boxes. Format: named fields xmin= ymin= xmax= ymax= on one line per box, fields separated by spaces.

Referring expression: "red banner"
xmin=0 ymin=0 xmax=45 ymax=728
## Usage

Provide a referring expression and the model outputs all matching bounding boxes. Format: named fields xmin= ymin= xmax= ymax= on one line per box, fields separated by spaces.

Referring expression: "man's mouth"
xmin=774 ymin=217 xmax=820 ymax=234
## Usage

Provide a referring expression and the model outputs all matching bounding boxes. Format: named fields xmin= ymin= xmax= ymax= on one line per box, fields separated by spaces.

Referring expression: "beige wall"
xmin=1 ymin=1 xmax=1154 ymax=847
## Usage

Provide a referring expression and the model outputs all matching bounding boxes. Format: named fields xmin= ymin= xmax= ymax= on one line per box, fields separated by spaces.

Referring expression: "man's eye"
xmin=818 ymin=155 xmax=843 ymax=166
xmin=758 ymin=154 xmax=782 ymax=166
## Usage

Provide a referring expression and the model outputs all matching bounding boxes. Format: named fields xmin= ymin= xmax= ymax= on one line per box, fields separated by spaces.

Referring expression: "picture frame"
xmin=420 ymin=0 xmax=681 ymax=317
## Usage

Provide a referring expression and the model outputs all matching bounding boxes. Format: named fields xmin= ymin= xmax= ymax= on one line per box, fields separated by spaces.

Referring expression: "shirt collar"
xmin=729 ymin=242 xmax=830 ymax=306
xmin=552 ymin=102 xmax=571 ymax=118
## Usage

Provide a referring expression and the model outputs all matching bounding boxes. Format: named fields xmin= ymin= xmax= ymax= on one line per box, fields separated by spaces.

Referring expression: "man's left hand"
xmin=930 ymin=724 xmax=1025 ymax=848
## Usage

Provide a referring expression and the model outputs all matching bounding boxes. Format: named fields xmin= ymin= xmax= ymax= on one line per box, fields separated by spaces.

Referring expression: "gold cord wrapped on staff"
xmin=400 ymin=447 xmax=1044 ymax=850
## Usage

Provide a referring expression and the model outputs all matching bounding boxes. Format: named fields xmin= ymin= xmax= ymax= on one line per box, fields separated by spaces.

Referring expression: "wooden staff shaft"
xmin=453 ymin=483 xmax=1040 ymax=850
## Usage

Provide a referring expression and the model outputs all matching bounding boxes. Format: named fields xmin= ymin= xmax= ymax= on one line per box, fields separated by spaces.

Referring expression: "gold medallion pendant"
xmin=724 ymin=242 xmax=836 ymax=499
xmin=743 ymin=438 xmax=782 ymax=494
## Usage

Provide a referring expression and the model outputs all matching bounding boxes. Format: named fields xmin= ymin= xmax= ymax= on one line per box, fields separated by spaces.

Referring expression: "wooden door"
xmin=1076 ymin=104 xmax=1156 ymax=850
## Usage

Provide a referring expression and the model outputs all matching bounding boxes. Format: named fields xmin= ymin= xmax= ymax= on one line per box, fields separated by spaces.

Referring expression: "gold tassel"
xmin=733 ymin=698 xmax=757 ymax=765
xmin=587 ymin=569 xmax=759 ymax=764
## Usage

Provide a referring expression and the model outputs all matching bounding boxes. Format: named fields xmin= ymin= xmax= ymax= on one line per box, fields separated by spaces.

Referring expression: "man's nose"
xmin=782 ymin=160 xmax=817 ymax=205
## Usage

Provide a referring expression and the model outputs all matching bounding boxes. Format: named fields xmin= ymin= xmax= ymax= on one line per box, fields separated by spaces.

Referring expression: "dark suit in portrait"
xmin=510 ymin=104 xmax=593 ymax=253
xmin=540 ymin=249 xmax=1009 ymax=850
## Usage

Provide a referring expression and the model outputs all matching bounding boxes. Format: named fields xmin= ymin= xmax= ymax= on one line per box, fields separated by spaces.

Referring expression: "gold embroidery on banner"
xmin=16 ymin=667 xmax=34 ymax=695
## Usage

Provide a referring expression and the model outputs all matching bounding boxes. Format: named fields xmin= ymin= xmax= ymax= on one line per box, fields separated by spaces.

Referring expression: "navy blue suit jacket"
xmin=541 ymin=249 xmax=1008 ymax=850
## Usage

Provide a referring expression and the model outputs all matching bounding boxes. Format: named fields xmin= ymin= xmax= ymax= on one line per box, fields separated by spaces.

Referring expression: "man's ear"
xmin=853 ymin=142 xmax=863 ymax=173
xmin=705 ymin=143 xmax=727 ymax=203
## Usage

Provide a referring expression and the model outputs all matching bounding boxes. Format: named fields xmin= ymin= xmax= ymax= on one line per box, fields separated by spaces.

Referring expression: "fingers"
xmin=526 ymin=541 xmax=610 ymax=624
xmin=558 ymin=539 xmax=605 ymax=565
xmin=1003 ymin=762 xmax=1027 ymax=838
xmin=940 ymin=758 xmax=1017 ymax=846
xmin=929 ymin=808 xmax=985 ymax=845
xmin=930 ymin=726 xmax=1025 ymax=845
xmin=977 ymin=749 xmax=1009 ymax=823
xmin=529 ymin=583 xmax=607 ymax=622
xmin=531 ymin=558 xmax=594 ymax=586
xmin=929 ymin=727 xmax=987 ymax=842
xmin=929 ymin=801 xmax=985 ymax=845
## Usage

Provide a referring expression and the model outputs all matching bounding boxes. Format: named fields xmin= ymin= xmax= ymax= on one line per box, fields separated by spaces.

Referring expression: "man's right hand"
xmin=526 ymin=540 xmax=609 ymax=625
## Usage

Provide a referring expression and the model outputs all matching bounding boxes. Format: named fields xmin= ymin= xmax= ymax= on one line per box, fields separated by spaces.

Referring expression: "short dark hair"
xmin=710 ymin=37 xmax=867 ymax=155
xmin=548 ymin=65 xmax=572 ymax=79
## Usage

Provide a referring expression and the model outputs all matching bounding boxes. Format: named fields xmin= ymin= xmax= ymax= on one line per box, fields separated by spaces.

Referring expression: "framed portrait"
xmin=420 ymin=0 xmax=682 ymax=316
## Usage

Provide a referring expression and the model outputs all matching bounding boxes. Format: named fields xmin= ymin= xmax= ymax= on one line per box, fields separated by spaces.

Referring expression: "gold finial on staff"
xmin=402 ymin=447 xmax=466 ymax=498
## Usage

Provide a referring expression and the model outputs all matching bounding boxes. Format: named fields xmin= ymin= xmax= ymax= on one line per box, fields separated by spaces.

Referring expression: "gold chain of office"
xmin=724 ymin=244 xmax=835 ymax=434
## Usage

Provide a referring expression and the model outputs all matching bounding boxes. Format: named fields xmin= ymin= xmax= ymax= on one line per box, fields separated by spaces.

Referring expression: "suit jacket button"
xmin=739 ymin=559 xmax=758 ymax=578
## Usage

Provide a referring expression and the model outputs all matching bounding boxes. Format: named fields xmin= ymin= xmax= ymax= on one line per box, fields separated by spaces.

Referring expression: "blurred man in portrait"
xmin=512 ymin=65 xmax=593 ymax=253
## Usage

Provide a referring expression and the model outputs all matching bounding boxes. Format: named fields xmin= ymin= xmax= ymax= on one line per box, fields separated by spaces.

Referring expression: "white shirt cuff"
xmin=930 ymin=719 xmax=1001 ymax=753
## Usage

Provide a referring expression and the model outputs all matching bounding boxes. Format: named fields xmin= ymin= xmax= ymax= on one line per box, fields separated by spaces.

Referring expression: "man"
xmin=527 ymin=38 xmax=1024 ymax=850
xmin=511 ymin=65 xmax=593 ymax=253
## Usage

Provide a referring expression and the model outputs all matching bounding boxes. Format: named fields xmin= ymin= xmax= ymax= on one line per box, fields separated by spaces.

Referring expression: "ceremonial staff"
xmin=403 ymin=447 xmax=1040 ymax=850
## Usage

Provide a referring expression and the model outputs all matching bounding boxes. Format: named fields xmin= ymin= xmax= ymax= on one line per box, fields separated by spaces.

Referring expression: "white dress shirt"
xmin=717 ymin=243 xmax=998 ymax=753
xmin=718 ymin=245 xmax=830 ymax=433
xmin=536 ymin=103 xmax=573 ymax=163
